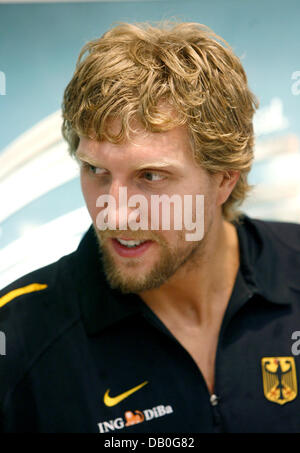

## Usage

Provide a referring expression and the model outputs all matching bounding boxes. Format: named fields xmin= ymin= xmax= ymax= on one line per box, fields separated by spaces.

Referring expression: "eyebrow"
xmin=75 ymin=153 xmax=99 ymax=166
xmin=76 ymin=153 xmax=182 ymax=172
xmin=134 ymin=161 xmax=182 ymax=171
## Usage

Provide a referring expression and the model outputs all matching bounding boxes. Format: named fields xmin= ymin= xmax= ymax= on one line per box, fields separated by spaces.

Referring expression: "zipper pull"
xmin=210 ymin=394 xmax=219 ymax=406
xmin=210 ymin=394 xmax=223 ymax=432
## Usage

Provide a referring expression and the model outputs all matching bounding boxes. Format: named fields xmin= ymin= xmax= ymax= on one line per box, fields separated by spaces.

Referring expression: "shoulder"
xmin=0 ymin=248 xmax=79 ymax=315
xmin=0 ymin=250 xmax=81 ymax=404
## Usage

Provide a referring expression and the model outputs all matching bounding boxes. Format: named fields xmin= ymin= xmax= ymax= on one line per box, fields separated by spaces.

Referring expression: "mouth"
xmin=110 ymin=237 xmax=154 ymax=258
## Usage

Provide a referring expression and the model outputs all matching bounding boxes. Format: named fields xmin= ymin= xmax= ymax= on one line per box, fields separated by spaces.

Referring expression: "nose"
xmin=108 ymin=181 xmax=130 ymax=230
xmin=96 ymin=180 xmax=140 ymax=231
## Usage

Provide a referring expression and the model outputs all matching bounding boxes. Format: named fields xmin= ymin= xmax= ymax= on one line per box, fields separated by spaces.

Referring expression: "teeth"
xmin=117 ymin=238 xmax=145 ymax=248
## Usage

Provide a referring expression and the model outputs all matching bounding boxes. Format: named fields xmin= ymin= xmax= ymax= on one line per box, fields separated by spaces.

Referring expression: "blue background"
xmin=0 ymin=0 xmax=299 ymax=287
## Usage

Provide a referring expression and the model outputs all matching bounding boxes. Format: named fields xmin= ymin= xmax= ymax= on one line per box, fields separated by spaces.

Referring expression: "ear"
xmin=216 ymin=170 xmax=240 ymax=206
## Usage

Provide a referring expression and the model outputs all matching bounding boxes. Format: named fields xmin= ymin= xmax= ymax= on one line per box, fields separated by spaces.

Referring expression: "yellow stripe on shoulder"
xmin=0 ymin=283 xmax=48 ymax=309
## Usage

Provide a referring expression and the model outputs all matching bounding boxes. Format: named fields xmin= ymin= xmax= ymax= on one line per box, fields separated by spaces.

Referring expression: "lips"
xmin=111 ymin=238 xmax=153 ymax=258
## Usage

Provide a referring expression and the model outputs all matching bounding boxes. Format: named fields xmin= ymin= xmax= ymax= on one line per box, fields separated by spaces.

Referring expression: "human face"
xmin=78 ymin=120 xmax=220 ymax=293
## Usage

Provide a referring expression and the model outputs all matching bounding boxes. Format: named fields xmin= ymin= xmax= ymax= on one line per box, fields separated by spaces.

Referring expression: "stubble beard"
xmin=93 ymin=226 xmax=207 ymax=294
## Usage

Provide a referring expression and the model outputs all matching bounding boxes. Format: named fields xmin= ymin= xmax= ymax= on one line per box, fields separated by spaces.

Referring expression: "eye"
xmin=142 ymin=171 xmax=165 ymax=182
xmin=81 ymin=162 xmax=107 ymax=175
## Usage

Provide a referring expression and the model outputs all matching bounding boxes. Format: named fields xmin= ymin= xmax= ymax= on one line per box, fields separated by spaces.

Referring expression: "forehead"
xmin=77 ymin=119 xmax=195 ymax=166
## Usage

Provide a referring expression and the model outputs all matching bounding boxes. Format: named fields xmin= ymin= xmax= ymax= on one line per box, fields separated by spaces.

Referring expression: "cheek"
xmin=159 ymin=229 xmax=181 ymax=248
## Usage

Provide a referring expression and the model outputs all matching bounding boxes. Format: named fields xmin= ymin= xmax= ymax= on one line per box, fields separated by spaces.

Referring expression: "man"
xmin=1 ymin=22 xmax=300 ymax=433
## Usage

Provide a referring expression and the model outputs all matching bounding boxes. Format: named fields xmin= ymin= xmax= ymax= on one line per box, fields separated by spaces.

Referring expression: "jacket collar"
xmin=75 ymin=214 xmax=300 ymax=335
xmin=233 ymin=214 xmax=300 ymax=305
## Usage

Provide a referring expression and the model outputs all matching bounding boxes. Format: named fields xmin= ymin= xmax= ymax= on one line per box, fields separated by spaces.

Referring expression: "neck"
xmin=138 ymin=215 xmax=240 ymax=328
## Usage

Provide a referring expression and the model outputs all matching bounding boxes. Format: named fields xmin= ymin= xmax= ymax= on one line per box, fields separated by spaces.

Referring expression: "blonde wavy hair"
xmin=62 ymin=21 xmax=258 ymax=222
